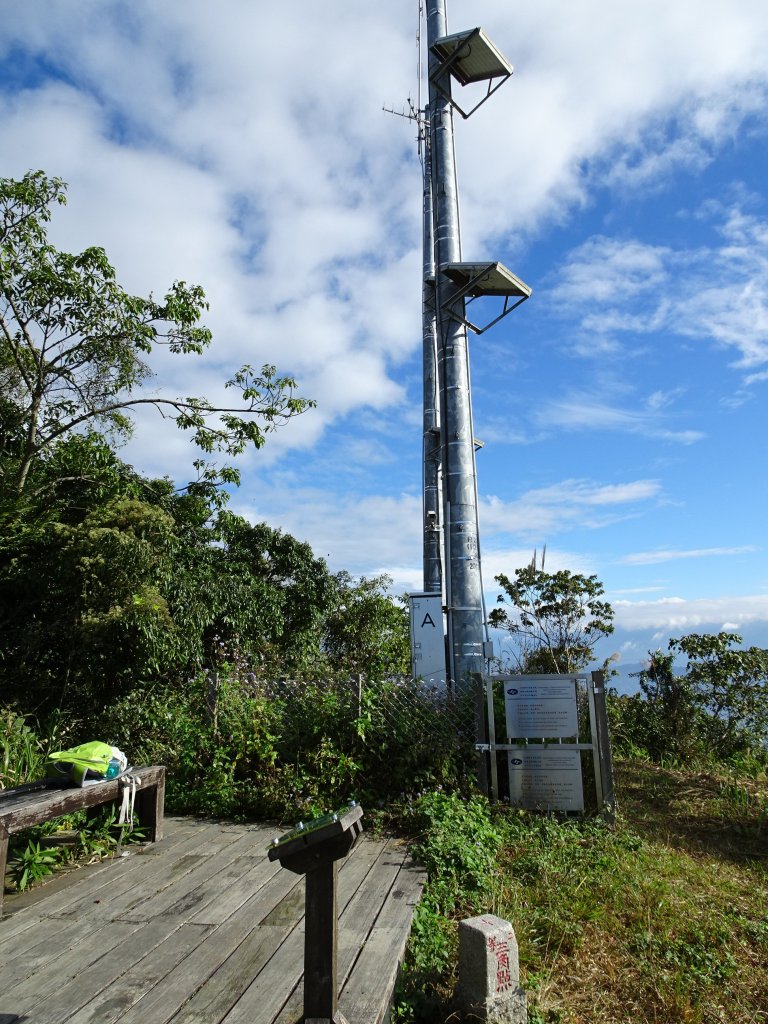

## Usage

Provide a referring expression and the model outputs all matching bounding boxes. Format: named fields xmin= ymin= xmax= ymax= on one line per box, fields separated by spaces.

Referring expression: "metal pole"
xmin=427 ymin=0 xmax=486 ymax=691
xmin=590 ymin=670 xmax=617 ymax=822
xmin=422 ymin=119 xmax=442 ymax=595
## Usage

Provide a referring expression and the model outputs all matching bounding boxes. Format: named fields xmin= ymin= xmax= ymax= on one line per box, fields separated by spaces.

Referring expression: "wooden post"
xmin=268 ymin=803 xmax=364 ymax=1024
xmin=0 ymin=824 xmax=9 ymax=919
xmin=134 ymin=771 xmax=166 ymax=841
xmin=304 ymin=859 xmax=340 ymax=1021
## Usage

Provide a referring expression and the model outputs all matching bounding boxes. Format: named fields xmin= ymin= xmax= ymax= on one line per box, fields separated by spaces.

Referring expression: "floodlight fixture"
xmin=440 ymin=261 xmax=532 ymax=334
xmin=430 ymin=28 xmax=513 ymax=119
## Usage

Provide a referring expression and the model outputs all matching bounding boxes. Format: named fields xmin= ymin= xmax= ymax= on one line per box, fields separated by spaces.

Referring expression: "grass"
xmin=395 ymin=759 xmax=768 ymax=1024
xmin=4 ymin=704 xmax=765 ymax=1021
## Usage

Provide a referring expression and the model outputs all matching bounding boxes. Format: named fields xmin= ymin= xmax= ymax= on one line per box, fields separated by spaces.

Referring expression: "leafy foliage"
xmin=0 ymin=446 xmax=348 ymax=719
xmin=0 ymin=170 xmax=314 ymax=499
xmin=10 ymin=839 xmax=61 ymax=891
xmin=1 ymin=708 xmax=47 ymax=788
xmin=97 ymin=669 xmax=474 ymax=820
xmin=489 ymin=564 xmax=614 ymax=672
xmin=324 ymin=572 xmax=410 ymax=678
xmin=408 ymin=790 xmax=503 ymax=898
xmin=7 ymin=803 xmax=146 ymax=893
xmin=395 ymin=791 xmax=504 ymax=1020
xmin=609 ymin=632 xmax=768 ymax=764
xmin=395 ymin=770 xmax=768 ymax=1024
xmin=671 ymin=632 xmax=768 ymax=754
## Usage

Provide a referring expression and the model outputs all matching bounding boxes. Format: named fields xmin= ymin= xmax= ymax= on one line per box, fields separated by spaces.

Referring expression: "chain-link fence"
xmin=182 ymin=672 xmax=481 ymax=815
xmin=111 ymin=668 xmax=613 ymax=817
xmin=252 ymin=675 xmax=476 ymax=786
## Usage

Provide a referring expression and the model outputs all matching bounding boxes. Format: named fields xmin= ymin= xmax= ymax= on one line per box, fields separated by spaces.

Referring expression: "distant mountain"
xmin=604 ymin=662 xmax=644 ymax=696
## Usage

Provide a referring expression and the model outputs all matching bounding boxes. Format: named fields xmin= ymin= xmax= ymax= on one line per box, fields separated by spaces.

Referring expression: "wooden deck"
xmin=0 ymin=816 xmax=425 ymax=1024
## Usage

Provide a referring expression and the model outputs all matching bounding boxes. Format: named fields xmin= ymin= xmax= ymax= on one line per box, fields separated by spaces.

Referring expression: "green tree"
xmin=489 ymin=564 xmax=614 ymax=673
xmin=324 ymin=573 xmax=410 ymax=679
xmin=210 ymin=514 xmax=337 ymax=675
xmin=618 ymin=649 xmax=703 ymax=761
xmin=0 ymin=492 xmax=191 ymax=717
xmin=611 ymin=632 xmax=768 ymax=763
xmin=0 ymin=171 xmax=313 ymax=499
xmin=0 ymin=442 xmax=343 ymax=719
xmin=670 ymin=632 xmax=768 ymax=756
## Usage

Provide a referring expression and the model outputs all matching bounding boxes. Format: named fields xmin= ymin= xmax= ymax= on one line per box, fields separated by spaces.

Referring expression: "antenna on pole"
xmin=382 ymin=98 xmax=427 ymax=148
xmin=529 ymin=545 xmax=547 ymax=571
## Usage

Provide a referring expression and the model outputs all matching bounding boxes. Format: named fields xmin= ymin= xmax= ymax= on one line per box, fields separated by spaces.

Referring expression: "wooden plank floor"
xmin=0 ymin=816 xmax=425 ymax=1024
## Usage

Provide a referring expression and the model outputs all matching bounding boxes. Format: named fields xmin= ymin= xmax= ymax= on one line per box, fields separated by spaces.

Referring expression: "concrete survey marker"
xmin=457 ymin=914 xmax=527 ymax=1024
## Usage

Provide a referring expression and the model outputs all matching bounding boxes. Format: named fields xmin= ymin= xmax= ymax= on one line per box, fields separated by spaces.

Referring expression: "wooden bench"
xmin=0 ymin=765 xmax=165 ymax=918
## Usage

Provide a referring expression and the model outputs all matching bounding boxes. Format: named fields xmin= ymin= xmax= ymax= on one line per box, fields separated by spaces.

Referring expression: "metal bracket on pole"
xmin=440 ymin=262 xmax=532 ymax=334
xmin=430 ymin=28 xmax=513 ymax=119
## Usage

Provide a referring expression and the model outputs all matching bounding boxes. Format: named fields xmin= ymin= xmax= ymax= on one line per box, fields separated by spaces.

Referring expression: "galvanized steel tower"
xmin=421 ymin=0 xmax=532 ymax=690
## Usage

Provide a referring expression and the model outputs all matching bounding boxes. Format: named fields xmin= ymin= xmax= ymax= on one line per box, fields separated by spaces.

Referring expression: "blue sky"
xmin=2 ymin=0 xmax=768 ymax=681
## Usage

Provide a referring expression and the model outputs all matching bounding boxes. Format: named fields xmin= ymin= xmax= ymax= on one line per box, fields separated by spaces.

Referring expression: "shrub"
xmin=97 ymin=669 xmax=476 ymax=819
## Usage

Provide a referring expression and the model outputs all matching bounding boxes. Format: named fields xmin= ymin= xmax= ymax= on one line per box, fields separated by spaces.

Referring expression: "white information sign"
xmin=507 ymin=749 xmax=584 ymax=812
xmin=409 ymin=593 xmax=446 ymax=689
xmin=504 ymin=677 xmax=578 ymax=739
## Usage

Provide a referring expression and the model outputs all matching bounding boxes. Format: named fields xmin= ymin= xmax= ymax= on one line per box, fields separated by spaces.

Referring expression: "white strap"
xmin=116 ymin=772 xmax=141 ymax=855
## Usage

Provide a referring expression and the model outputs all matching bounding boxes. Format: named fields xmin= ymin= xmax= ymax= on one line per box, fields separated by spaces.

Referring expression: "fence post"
xmin=485 ymin=674 xmax=499 ymax=802
xmin=204 ymin=670 xmax=219 ymax=731
xmin=590 ymin=670 xmax=617 ymax=822
xmin=472 ymin=673 xmax=489 ymax=796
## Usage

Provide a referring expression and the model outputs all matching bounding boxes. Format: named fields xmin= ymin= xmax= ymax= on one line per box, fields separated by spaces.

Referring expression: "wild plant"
xmin=1 ymin=708 xmax=46 ymax=787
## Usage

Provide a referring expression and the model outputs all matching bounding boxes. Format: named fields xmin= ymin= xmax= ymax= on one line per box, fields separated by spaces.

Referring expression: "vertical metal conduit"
xmin=427 ymin=0 xmax=486 ymax=690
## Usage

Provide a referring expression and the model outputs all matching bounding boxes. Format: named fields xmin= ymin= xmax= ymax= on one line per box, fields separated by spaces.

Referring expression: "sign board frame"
xmin=476 ymin=672 xmax=616 ymax=819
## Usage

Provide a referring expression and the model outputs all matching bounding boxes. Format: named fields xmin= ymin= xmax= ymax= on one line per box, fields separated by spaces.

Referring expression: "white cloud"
xmin=480 ymin=478 xmax=662 ymax=537
xmin=226 ymin=476 xmax=647 ymax=596
xmin=620 ymin=545 xmax=758 ymax=566
xmin=454 ymin=0 xmax=768 ymax=247
xmin=610 ymin=587 xmax=668 ymax=596
xmin=233 ymin=488 xmax=422 ymax=580
xmin=551 ymin=204 xmax=768 ymax=374
xmin=481 ymin=547 xmax=595 ymax=591
xmin=1 ymin=0 xmax=766 ymax=501
xmin=614 ymin=595 xmax=768 ymax=631
xmin=553 ymin=238 xmax=670 ymax=305
xmin=536 ymin=391 xmax=705 ymax=445
xmin=3 ymin=0 xmax=768 ymax=615
xmin=0 ymin=2 xmax=425 ymax=489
